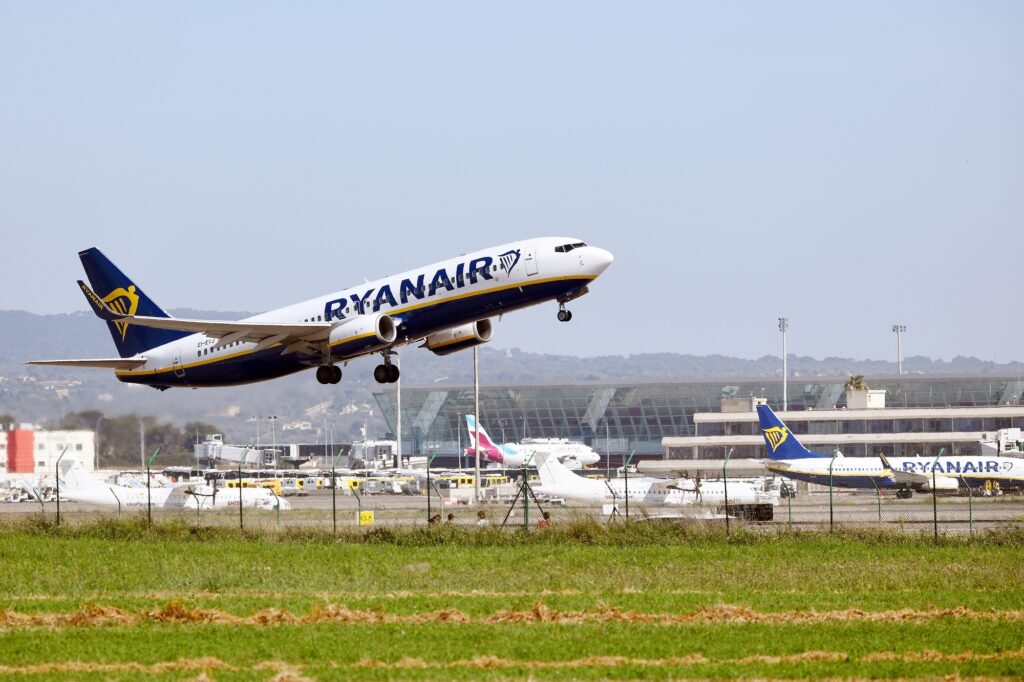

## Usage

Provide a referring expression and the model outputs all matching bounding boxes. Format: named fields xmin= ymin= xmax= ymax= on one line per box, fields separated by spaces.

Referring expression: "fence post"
xmin=828 ymin=450 xmax=839 ymax=532
xmin=930 ymin=448 xmax=945 ymax=542
xmin=722 ymin=449 xmax=733 ymax=536
xmin=238 ymin=457 xmax=244 ymax=531
xmin=871 ymin=478 xmax=881 ymax=524
xmin=331 ymin=465 xmax=337 ymax=537
xmin=963 ymin=476 xmax=973 ymax=535
xmin=624 ymin=450 xmax=636 ymax=522
xmin=54 ymin=447 xmax=68 ymax=527
xmin=146 ymin=448 xmax=161 ymax=527
xmin=786 ymin=485 xmax=792 ymax=532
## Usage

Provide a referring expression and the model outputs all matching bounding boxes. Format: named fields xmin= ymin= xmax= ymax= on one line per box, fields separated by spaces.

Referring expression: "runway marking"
xmin=0 ymin=601 xmax=1022 ymax=628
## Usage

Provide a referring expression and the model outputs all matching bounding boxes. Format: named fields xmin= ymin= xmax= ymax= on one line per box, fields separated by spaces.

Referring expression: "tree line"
xmin=49 ymin=411 xmax=223 ymax=468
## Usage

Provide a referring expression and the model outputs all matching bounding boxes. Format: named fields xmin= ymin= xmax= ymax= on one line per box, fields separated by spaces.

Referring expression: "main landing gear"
xmin=374 ymin=352 xmax=400 ymax=384
xmin=557 ymin=303 xmax=573 ymax=322
xmin=316 ymin=365 xmax=342 ymax=385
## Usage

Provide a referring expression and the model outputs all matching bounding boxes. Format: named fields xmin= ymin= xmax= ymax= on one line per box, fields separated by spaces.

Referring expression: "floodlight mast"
xmin=778 ymin=317 xmax=789 ymax=411
xmin=892 ymin=324 xmax=907 ymax=375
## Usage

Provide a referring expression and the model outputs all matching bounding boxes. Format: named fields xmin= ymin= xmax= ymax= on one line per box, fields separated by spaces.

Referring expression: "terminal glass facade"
xmin=374 ymin=376 xmax=1024 ymax=459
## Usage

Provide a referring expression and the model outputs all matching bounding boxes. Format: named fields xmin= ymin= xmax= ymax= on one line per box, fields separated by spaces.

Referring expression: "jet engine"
xmin=328 ymin=313 xmax=397 ymax=355
xmin=424 ymin=319 xmax=493 ymax=356
xmin=920 ymin=475 xmax=959 ymax=492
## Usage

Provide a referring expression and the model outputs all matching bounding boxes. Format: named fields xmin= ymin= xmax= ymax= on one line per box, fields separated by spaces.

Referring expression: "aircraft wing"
xmin=878 ymin=453 xmax=927 ymax=485
xmin=78 ymin=280 xmax=332 ymax=349
xmin=27 ymin=358 xmax=148 ymax=369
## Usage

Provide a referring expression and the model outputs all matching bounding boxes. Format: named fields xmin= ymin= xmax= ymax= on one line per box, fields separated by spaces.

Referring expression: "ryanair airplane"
xmin=29 ymin=238 xmax=613 ymax=389
xmin=757 ymin=403 xmax=1023 ymax=497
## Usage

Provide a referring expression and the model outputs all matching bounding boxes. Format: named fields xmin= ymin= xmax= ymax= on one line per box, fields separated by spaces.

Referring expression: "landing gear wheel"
xmin=329 ymin=365 xmax=342 ymax=384
xmin=316 ymin=366 xmax=333 ymax=384
xmin=557 ymin=309 xmax=573 ymax=322
xmin=373 ymin=365 xmax=389 ymax=383
xmin=386 ymin=364 xmax=400 ymax=383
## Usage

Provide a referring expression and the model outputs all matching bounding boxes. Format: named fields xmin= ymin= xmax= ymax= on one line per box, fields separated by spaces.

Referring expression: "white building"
xmin=2 ymin=427 xmax=96 ymax=476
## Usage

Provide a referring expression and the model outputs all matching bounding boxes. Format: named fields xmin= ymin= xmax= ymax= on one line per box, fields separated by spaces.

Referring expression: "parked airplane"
xmin=29 ymin=239 xmax=613 ymax=388
xmin=532 ymin=452 xmax=777 ymax=516
xmin=757 ymin=403 xmax=1024 ymax=497
xmin=59 ymin=461 xmax=290 ymax=510
xmin=464 ymin=414 xmax=601 ymax=468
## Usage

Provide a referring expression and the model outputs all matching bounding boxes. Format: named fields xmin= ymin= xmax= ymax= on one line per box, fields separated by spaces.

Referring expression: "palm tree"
xmin=844 ymin=375 xmax=868 ymax=392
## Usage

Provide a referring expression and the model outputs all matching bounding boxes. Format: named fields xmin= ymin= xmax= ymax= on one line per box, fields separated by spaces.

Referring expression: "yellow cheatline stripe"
xmin=115 ymin=275 xmax=593 ymax=378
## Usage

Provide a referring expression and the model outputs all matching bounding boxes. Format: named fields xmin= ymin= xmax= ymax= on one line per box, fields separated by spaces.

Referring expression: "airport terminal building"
xmin=374 ymin=375 xmax=1024 ymax=463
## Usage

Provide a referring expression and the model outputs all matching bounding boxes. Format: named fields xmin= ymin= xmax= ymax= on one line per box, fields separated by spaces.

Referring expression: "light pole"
xmin=138 ymin=417 xmax=145 ymax=471
xmin=457 ymin=412 xmax=463 ymax=471
xmin=94 ymin=415 xmax=106 ymax=471
xmin=778 ymin=317 xmax=789 ymax=411
xmin=267 ymin=415 xmax=277 ymax=475
xmin=892 ymin=324 xmax=907 ymax=375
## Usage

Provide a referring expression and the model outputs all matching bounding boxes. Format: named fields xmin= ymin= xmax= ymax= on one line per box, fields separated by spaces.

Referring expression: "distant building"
xmin=374 ymin=374 xmax=1024 ymax=462
xmin=1 ymin=427 xmax=95 ymax=475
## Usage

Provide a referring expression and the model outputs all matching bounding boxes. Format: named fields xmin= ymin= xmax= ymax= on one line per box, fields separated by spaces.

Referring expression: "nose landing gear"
xmin=557 ymin=303 xmax=573 ymax=322
xmin=316 ymin=365 xmax=342 ymax=385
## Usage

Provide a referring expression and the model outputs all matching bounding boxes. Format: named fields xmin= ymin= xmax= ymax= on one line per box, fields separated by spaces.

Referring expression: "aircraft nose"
xmin=587 ymin=247 xmax=614 ymax=275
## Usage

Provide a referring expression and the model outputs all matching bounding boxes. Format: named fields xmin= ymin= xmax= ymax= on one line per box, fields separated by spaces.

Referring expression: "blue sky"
xmin=1 ymin=2 xmax=1020 ymax=362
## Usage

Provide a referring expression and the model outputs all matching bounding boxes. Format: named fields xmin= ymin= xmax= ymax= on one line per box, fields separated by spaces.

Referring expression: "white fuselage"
xmin=115 ymin=237 xmax=612 ymax=387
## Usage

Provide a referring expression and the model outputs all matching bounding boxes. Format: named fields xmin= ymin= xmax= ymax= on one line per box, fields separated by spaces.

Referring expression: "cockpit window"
xmin=554 ymin=242 xmax=587 ymax=253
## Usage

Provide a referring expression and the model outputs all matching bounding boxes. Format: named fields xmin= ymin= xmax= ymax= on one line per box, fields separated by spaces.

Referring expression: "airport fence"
xmin=4 ymin=451 xmax=1024 ymax=537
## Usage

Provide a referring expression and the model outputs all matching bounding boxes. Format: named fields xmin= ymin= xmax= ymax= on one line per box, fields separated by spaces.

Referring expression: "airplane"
xmin=59 ymin=460 xmax=290 ymax=510
xmin=29 ymin=239 xmax=613 ymax=388
xmin=756 ymin=403 xmax=1024 ymax=498
xmin=532 ymin=451 xmax=777 ymax=514
xmin=463 ymin=414 xmax=601 ymax=468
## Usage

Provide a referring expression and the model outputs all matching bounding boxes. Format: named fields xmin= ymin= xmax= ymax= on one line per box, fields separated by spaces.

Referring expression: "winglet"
xmin=878 ymin=452 xmax=897 ymax=474
xmin=78 ymin=280 xmax=122 ymax=321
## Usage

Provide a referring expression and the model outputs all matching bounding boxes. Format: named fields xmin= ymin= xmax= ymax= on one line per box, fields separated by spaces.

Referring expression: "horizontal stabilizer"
xmin=78 ymin=278 xmax=332 ymax=351
xmin=27 ymin=358 xmax=148 ymax=370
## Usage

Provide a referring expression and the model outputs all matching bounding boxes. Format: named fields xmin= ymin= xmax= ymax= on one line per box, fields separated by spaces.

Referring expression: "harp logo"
xmin=763 ymin=426 xmax=789 ymax=453
xmin=102 ymin=285 xmax=140 ymax=341
xmin=497 ymin=249 xmax=521 ymax=273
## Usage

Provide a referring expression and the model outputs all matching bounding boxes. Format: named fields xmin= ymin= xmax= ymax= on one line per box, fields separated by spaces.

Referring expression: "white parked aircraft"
xmin=532 ymin=452 xmax=777 ymax=515
xmin=464 ymin=415 xmax=601 ymax=468
xmin=757 ymin=403 xmax=1024 ymax=497
xmin=59 ymin=461 xmax=289 ymax=510
xmin=29 ymin=239 xmax=613 ymax=388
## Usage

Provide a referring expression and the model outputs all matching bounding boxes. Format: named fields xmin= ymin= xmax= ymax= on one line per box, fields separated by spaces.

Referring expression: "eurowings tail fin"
xmin=78 ymin=248 xmax=188 ymax=357
xmin=756 ymin=404 xmax=828 ymax=460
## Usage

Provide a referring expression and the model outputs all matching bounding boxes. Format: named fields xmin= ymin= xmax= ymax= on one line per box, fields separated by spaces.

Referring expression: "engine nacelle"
xmin=329 ymin=312 xmax=397 ymax=357
xmin=921 ymin=475 xmax=959 ymax=492
xmin=424 ymin=319 xmax=493 ymax=356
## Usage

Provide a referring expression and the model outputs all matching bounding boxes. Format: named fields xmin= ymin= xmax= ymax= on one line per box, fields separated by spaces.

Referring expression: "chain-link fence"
xmin=4 ymin=452 xmax=1023 ymax=536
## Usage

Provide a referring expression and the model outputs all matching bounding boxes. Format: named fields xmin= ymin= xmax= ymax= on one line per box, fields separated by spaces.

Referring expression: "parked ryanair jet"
xmin=29 ymin=239 xmax=613 ymax=389
xmin=757 ymin=403 xmax=1023 ymax=497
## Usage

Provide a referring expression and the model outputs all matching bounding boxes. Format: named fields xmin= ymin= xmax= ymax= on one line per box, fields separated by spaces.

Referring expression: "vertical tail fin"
xmin=464 ymin=414 xmax=505 ymax=463
xmin=78 ymin=248 xmax=188 ymax=357
xmin=534 ymin=451 xmax=585 ymax=488
xmin=756 ymin=404 xmax=827 ymax=460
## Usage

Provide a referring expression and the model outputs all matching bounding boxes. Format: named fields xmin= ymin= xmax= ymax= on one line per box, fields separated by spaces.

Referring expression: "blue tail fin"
xmin=756 ymin=403 xmax=828 ymax=460
xmin=78 ymin=248 xmax=188 ymax=357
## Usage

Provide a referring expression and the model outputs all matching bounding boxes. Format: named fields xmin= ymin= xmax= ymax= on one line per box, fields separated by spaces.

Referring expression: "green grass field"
xmin=0 ymin=520 xmax=1022 ymax=680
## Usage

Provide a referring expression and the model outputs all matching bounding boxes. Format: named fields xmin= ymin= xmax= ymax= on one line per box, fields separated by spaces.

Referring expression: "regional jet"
xmin=29 ymin=239 xmax=613 ymax=388
xmin=464 ymin=414 xmax=601 ymax=468
xmin=58 ymin=460 xmax=289 ymax=510
xmin=757 ymin=403 xmax=1024 ymax=497
xmin=533 ymin=452 xmax=777 ymax=513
